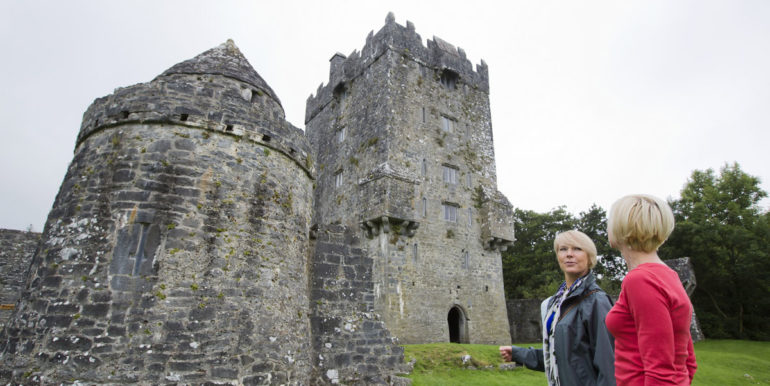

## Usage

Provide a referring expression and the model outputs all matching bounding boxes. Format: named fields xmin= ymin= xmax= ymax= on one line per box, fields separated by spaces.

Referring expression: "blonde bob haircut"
xmin=553 ymin=230 xmax=598 ymax=269
xmin=608 ymin=194 xmax=675 ymax=253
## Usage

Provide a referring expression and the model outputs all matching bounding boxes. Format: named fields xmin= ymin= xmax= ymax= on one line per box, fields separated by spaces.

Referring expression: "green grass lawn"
xmin=402 ymin=340 xmax=770 ymax=385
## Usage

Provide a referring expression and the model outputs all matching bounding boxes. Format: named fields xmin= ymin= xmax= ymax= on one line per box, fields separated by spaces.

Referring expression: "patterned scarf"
xmin=543 ymin=275 xmax=586 ymax=386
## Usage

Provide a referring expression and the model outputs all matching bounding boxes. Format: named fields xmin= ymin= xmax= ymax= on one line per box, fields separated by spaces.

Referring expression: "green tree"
xmin=502 ymin=206 xmax=576 ymax=299
xmin=577 ymin=204 xmax=625 ymax=294
xmin=660 ymin=163 xmax=770 ymax=340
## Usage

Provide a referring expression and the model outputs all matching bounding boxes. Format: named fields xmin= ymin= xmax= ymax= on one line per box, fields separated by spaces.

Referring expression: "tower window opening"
xmin=334 ymin=170 xmax=343 ymax=188
xmin=442 ymin=203 xmax=458 ymax=222
xmin=443 ymin=165 xmax=458 ymax=184
xmin=333 ymin=83 xmax=347 ymax=101
xmin=422 ymin=107 xmax=426 ymax=123
xmin=440 ymin=69 xmax=459 ymax=90
xmin=225 ymin=124 xmax=233 ymax=132
xmin=121 ymin=111 xmax=129 ymax=119
xmin=180 ymin=113 xmax=189 ymax=122
xmin=337 ymin=126 xmax=346 ymax=143
xmin=441 ymin=116 xmax=454 ymax=132
xmin=262 ymin=134 xmax=271 ymax=142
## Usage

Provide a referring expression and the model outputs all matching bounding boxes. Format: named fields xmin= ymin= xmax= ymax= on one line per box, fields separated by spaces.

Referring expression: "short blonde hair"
xmin=553 ymin=230 xmax=598 ymax=269
xmin=608 ymin=194 xmax=675 ymax=252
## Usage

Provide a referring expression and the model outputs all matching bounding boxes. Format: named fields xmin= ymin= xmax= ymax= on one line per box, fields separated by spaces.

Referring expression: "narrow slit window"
xmin=422 ymin=159 xmax=427 ymax=176
xmin=422 ymin=107 xmax=426 ymax=123
xmin=337 ymin=126 xmax=346 ymax=143
xmin=334 ymin=170 xmax=343 ymax=188
xmin=262 ymin=134 xmax=271 ymax=142
xmin=422 ymin=197 xmax=427 ymax=217
xmin=180 ymin=113 xmax=189 ymax=122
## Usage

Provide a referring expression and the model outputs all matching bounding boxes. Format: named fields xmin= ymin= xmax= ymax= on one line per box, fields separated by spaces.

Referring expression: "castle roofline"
xmin=158 ymin=39 xmax=282 ymax=107
xmin=306 ymin=12 xmax=489 ymax=123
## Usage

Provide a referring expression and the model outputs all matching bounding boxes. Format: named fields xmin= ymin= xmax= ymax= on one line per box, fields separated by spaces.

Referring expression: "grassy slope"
xmin=402 ymin=340 xmax=770 ymax=385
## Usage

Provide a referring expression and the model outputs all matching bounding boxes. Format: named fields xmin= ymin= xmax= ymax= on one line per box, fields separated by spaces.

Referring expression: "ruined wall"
xmin=306 ymin=13 xmax=512 ymax=345
xmin=505 ymin=299 xmax=542 ymax=344
xmin=0 ymin=41 xmax=316 ymax=384
xmin=310 ymin=224 xmax=410 ymax=384
xmin=0 ymin=229 xmax=40 ymax=328
xmin=664 ymin=257 xmax=705 ymax=342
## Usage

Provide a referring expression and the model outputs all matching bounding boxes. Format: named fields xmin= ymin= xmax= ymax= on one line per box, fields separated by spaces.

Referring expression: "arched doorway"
xmin=447 ymin=306 xmax=469 ymax=343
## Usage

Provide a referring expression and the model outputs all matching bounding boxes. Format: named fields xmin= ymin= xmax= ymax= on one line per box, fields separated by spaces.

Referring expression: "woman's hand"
xmin=499 ymin=346 xmax=513 ymax=362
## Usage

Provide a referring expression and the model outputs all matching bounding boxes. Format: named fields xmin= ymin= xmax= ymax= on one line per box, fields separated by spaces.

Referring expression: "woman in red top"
xmin=605 ymin=194 xmax=697 ymax=385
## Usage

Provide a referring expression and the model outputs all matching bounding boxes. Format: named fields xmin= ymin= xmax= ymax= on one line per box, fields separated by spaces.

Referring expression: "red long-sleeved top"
xmin=605 ymin=263 xmax=697 ymax=385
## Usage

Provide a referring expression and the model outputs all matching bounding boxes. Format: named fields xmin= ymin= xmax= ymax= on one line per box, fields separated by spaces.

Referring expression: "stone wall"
xmin=310 ymin=224 xmax=410 ymax=384
xmin=0 ymin=41 xmax=316 ymax=384
xmin=664 ymin=257 xmax=705 ymax=342
xmin=0 ymin=229 xmax=40 ymax=328
xmin=505 ymin=299 xmax=542 ymax=344
xmin=306 ymin=13 xmax=512 ymax=345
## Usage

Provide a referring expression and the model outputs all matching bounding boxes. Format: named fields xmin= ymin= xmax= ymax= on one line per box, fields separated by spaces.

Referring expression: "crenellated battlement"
xmin=306 ymin=12 xmax=489 ymax=123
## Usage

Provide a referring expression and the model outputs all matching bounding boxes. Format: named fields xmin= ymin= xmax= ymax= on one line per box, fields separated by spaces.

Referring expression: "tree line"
xmin=501 ymin=163 xmax=770 ymax=340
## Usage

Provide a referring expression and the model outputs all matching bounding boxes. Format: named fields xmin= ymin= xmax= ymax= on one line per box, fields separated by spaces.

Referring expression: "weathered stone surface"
xmin=505 ymin=299 xmax=543 ymax=343
xmin=306 ymin=13 xmax=512 ymax=345
xmin=664 ymin=257 xmax=705 ymax=342
xmin=0 ymin=229 xmax=39 ymax=328
xmin=0 ymin=40 xmax=315 ymax=384
xmin=0 ymin=13 xmax=521 ymax=384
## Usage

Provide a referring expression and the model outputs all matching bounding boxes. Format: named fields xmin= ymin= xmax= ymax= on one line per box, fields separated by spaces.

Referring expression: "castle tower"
xmin=306 ymin=13 xmax=515 ymax=344
xmin=0 ymin=41 xmax=317 ymax=384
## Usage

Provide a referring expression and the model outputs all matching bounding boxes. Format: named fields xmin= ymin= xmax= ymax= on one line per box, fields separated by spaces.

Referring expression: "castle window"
xmin=467 ymin=208 xmax=472 ymax=227
xmin=413 ymin=243 xmax=418 ymax=263
xmin=422 ymin=107 xmax=426 ymax=123
xmin=180 ymin=113 xmax=189 ymax=122
xmin=440 ymin=69 xmax=459 ymax=90
xmin=225 ymin=124 xmax=233 ymax=132
xmin=262 ymin=134 xmax=271 ymax=142
xmin=334 ymin=170 xmax=343 ymax=188
xmin=442 ymin=203 xmax=458 ymax=222
xmin=422 ymin=197 xmax=427 ymax=217
xmin=337 ymin=126 xmax=346 ymax=143
xmin=466 ymin=174 xmax=471 ymax=187
xmin=462 ymin=251 xmax=470 ymax=269
xmin=443 ymin=165 xmax=458 ymax=184
xmin=422 ymin=159 xmax=427 ymax=176
xmin=333 ymin=83 xmax=347 ymax=101
xmin=441 ymin=116 xmax=454 ymax=132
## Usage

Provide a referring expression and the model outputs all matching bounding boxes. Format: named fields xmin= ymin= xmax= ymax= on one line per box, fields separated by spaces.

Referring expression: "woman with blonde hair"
xmin=605 ymin=194 xmax=697 ymax=385
xmin=500 ymin=230 xmax=615 ymax=386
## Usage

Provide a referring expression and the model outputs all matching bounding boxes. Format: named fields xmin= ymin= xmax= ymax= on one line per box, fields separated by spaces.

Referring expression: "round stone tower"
xmin=0 ymin=40 xmax=315 ymax=384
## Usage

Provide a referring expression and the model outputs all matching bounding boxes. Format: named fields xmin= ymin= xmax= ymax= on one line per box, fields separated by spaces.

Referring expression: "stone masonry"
xmin=0 ymin=229 xmax=40 ymax=328
xmin=1 ymin=13 xmax=511 ymax=384
xmin=306 ymin=13 xmax=514 ymax=345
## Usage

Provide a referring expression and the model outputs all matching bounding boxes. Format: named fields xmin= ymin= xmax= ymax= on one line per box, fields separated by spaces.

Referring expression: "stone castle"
xmin=0 ymin=13 xmax=514 ymax=384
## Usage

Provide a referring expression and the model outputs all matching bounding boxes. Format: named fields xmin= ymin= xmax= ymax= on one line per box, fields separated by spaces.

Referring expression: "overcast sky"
xmin=1 ymin=0 xmax=768 ymax=232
